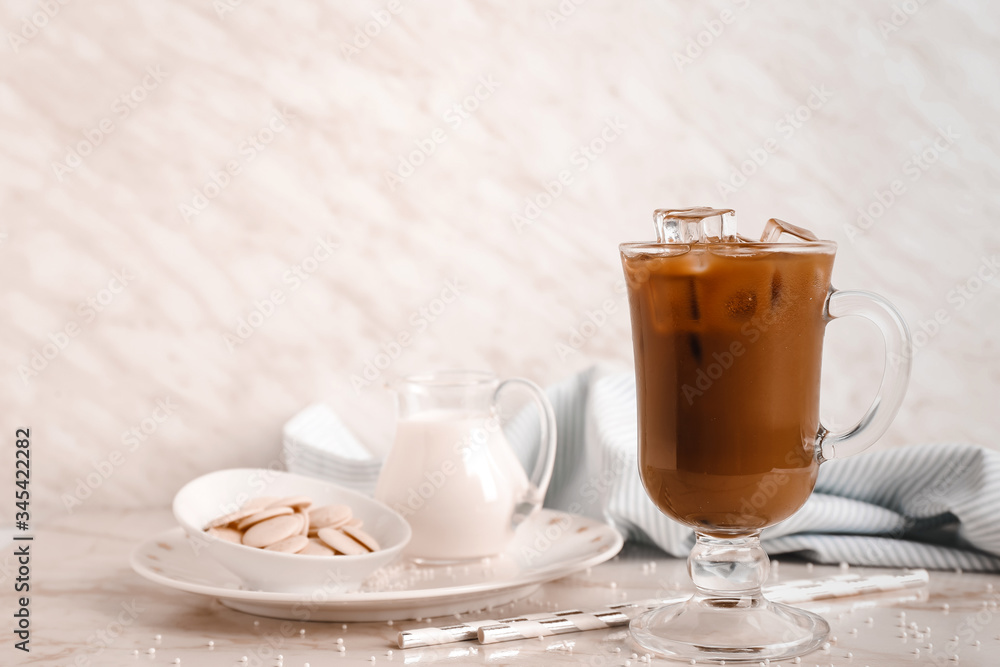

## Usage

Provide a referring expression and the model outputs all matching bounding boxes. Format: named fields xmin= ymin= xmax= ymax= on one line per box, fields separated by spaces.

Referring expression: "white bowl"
xmin=172 ymin=468 xmax=411 ymax=594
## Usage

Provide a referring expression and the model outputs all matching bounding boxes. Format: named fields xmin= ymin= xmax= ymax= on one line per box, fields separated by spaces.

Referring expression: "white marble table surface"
xmin=11 ymin=509 xmax=1000 ymax=666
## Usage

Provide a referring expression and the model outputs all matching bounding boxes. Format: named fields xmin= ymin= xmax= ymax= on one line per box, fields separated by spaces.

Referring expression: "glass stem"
xmin=688 ymin=532 xmax=769 ymax=604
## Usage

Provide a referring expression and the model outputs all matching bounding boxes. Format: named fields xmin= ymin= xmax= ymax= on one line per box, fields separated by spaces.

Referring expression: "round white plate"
xmin=130 ymin=509 xmax=623 ymax=621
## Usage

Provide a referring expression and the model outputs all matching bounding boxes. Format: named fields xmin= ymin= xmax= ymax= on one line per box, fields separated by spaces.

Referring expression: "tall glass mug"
xmin=620 ymin=208 xmax=912 ymax=663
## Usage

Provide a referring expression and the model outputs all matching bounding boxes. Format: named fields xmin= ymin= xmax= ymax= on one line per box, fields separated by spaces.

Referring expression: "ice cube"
xmin=760 ymin=218 xmax=819 ymax=243
xmin=687 ymin=278 xmax=700 ymax=320
xmin=653 ymin=207 xmax=737 ymax=243
xmin=770 ymin=270 xmax=783 ymax=307
xmin=688 ymin=333 xmax=703 ymax=365
xmin=725 ymin=289 xmax=758 ymax=320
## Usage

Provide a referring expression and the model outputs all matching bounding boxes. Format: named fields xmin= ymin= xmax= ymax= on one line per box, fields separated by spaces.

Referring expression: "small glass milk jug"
xmin=374 ymin=370 xmax=557 ymax=562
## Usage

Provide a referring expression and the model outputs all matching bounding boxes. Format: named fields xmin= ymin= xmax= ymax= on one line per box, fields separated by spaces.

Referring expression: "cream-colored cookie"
xmin=342 ymin=525 xmax=380 ymax=552
xmin=266 ymin=495 xmax=314 ymax=511
xmin=204 ymin=495 xmax=378 ymax=556
xmin=236 ymin=506 xmax=294 ymax=531
xmin=205 ymin=507 xmax=258 ymax=530
xmin=263 ymin=535 xmax=310 ymax=554
xmin=308 ymin=504 xmax=352 ymax=530
xmin=207 ymin=526 xmax=243 ymax=544
xmin=317 ymin=527 xmax=368 ymax=556
xmin=242 ymin=514 xmax=303 ymax=548
xmin=294 ymin=509 xmax=310 ymax=536
xmin=300 ymin=538 xmax=335 ymax=556
xmin=242 ymin=496 xmax=278 ymax=512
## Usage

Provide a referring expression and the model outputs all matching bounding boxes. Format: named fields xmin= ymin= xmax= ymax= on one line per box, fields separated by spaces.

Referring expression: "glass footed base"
xmin=630 ymin=594 xmax=830 ymax=664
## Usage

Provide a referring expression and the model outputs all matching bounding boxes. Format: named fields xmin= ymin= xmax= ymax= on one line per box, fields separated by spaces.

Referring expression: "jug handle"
xmin=495 ymin=378 xmax=558 ymax=525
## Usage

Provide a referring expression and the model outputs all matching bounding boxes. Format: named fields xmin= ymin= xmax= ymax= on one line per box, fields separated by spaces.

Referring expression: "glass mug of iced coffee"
xmin=621 ymin=208 xmax=912 ymax=663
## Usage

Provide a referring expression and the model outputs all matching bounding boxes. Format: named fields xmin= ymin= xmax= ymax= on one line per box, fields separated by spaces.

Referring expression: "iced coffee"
xmin=621 ymin=209 xmax=836 ymax=535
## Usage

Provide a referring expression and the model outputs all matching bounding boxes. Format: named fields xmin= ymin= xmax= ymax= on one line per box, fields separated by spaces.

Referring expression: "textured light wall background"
xmin=1 ymin=0 xmax=998 ymax=517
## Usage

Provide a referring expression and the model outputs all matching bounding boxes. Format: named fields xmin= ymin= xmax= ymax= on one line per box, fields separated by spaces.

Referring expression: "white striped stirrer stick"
xmin=397 ymin=569 xmax=928 ymax=648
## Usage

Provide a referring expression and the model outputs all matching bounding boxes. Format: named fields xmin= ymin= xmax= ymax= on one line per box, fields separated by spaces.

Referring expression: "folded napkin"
xmin=282 ymin=404 xmax=381 ymax=496
xmin=502 ymin=365 xmax=1000 ymax=572
xmin=284 ymin=365 xmax=1000 ymax=571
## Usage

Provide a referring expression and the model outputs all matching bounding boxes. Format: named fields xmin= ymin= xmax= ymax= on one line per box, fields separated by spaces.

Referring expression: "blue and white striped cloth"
xmin=504 ymin=365 xmax=1000 ymax=572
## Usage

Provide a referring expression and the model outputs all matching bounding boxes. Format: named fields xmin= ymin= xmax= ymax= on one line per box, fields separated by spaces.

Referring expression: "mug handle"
xmin=817 ymin=290 xmax=913 ymax=462
xmin=495 ymin=378 xmax=558 ymax=523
